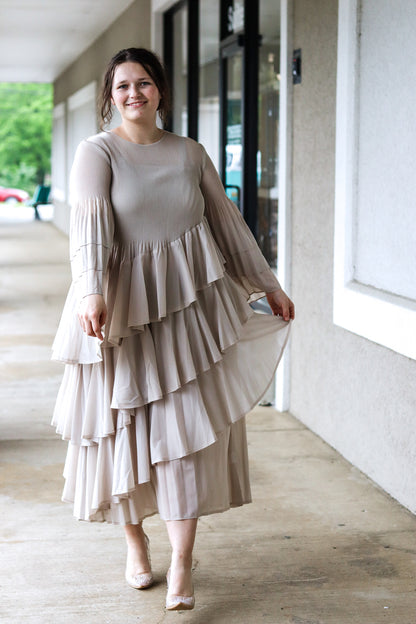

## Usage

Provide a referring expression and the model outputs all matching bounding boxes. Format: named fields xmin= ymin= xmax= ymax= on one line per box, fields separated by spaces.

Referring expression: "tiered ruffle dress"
xmin=52 ymin=130 xmax=290 ymax=524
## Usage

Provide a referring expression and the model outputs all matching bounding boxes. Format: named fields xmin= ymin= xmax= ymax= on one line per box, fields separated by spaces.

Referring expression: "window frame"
xmin=334 ymin=0 xmax=416 ymax=360
xmin=163 ymin=0 xmax=199 ymax=139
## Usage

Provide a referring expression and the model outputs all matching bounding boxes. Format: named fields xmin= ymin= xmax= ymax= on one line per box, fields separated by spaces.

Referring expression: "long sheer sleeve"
xmin=69 ymin=139 xmax=114 ymax=301
xmin=200 ymin=147 xmax=281 ymax=300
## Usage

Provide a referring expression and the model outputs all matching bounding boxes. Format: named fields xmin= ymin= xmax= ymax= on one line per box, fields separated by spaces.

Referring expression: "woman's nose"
xmin=129 ymin=84 xmax=141 ymax=98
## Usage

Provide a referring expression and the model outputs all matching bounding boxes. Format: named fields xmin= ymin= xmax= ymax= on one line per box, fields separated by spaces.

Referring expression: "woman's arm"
xmin=69 ymin=139 xmax=115 ymax=338
xmin=200 ymin=147 xmax=294 ymax=319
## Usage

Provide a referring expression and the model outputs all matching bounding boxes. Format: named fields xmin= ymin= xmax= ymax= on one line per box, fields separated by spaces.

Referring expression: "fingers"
xmin=266 ymin=289 xmax=295 ymax=321
xmin=284 ymin=299 xmax=295 ymax=321
xmin=283 ymin=299 xmax=295 ymax=321
xmin=91 ymin=318 xmax=104 ymax=341
xmin=78 ymin=314 xmax=104 ymax=339
xmin=77 ymin=295 xmax=107 ymax=340
xmin=281 ymin=301 xmax=291 ymax=322
xmin=79 ymin=318 xmax=104 ymax=340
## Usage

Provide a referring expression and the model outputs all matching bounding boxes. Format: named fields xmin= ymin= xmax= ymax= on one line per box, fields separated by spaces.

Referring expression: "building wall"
xmin=49 ymin=0 xmax=416 ymax=512
xmin=290 ymin=0 xmax=416 ymax=512
xmin=52 ymin=0 xmax=151 ymax=233
xmin=54 ymin=1 xmax=151 ymax=105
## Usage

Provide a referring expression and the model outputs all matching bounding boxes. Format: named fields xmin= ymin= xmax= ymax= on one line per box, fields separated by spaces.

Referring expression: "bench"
xmin=26 ymin=185 xmax=51 ymax=220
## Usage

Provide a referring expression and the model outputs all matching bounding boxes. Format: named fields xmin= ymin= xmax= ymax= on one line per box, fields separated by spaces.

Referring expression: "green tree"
xmin=0 ymin=83 xmax=52 ymax=195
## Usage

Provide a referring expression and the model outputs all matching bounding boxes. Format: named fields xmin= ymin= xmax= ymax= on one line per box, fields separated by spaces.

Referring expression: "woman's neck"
xmin=112 ymin=121 xmax=164 ymax=145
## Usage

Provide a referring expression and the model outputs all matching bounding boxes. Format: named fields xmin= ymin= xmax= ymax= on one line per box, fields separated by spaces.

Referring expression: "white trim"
xmin=53 ymin=102 xmax=65 ymax=120
xmin=275 ymin=0 xmax=293 ymax=411
xmin=152 ymin=0 xmax=176 ymax=12
xmin=151 ymin=0 xmax=177 ymax=53
xmin=67 ymin=81 xmax=96 ymax=112
xmin=51 ymin=101 xmax=67 ymax=205
xmin=51 ymin=187 xmax=66 ymax=202
xmin=334 ymin=0 xmax=416 ymax=360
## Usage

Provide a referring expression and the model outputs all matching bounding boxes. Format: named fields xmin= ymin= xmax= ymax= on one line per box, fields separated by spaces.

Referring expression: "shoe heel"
xmin=125 ymin=533 xmax=154 ymax=590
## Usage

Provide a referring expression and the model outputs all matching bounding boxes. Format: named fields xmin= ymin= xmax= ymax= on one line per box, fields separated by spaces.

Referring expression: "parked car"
xmin=0 ymin=186 xmax=30 ymax=203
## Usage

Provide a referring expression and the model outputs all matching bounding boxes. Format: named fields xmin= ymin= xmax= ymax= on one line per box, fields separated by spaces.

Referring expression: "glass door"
xmin=223 ymin=47 xmax=243 ymax=209
xmin=220 ymin=0 xmax=258 ymax=231
xmin=199 ymin=0 xmax=220 ymax=168
xmin=257 ymin=0 xmax=280 ymax=271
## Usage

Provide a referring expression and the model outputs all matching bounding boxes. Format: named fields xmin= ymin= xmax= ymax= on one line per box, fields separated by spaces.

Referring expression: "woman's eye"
xmin=117 ymin=85 xmax=127 ymax=89
xmin=140 ymin=82 xmax=150 ymax=87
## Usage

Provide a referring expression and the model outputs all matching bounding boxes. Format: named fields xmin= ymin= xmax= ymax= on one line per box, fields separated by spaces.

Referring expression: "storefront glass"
xmin=172 ymin=5 xmax=188 ymax=136
xmin=257 ymin=0 xmax=280 ymax=270
xmin=199 ymin=0 xmax=220 ymax=168
xmin=165 ymin=0 xmax=280 ymax=270
xmin=224 ymin=50 xmax=243 ymax=208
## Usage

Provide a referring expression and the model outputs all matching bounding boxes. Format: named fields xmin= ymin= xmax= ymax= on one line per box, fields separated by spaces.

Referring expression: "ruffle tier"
xmin=53 ymin=305 xmax=290 ymax=521
xmin=61 ymin=418 xmax=251 ymax=523
xmin=54 ymin=274 xmax=251 ymax=425
xmin=53 ymin=215 xmax=291 ymax=523
xmin=52 ymin=218 xmax=227 ymax=363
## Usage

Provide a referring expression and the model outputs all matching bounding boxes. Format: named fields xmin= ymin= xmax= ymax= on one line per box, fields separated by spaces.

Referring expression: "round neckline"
xmin=107 ymin=129 xmax=167 ymax=147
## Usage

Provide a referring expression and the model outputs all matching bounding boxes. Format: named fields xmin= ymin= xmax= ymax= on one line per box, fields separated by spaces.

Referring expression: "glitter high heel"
xmin=125 ymin=533 xmax=154 ymax=590
xmin=165 ymin=567 xmax=195 ymax=611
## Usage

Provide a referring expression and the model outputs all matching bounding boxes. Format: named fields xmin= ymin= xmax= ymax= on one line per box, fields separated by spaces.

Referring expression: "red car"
xmin=0 ymin=186 xmax=30 ymax=203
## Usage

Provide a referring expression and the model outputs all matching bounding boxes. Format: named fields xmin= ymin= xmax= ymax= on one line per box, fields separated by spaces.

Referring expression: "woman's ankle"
xmin=171 ymin=550 xmax=193 ymax=569
xmin=124 ymin=523 xmax=145 ymax=544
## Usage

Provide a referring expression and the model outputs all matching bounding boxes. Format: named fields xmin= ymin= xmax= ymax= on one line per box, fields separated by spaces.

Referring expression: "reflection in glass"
xmin=258 ymin=1 xmax=280 ymax=270
xmin=199 ymin=0 xmax=220 ymax=168
xmin=225 ymin=51 xmax=243 ymax=209
xmin=172 ymin=6 xmax=188 ymax=136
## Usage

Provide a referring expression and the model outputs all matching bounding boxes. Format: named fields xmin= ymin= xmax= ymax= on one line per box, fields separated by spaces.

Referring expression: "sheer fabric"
xmin=52 ymin=131 xmax=290 ymax=523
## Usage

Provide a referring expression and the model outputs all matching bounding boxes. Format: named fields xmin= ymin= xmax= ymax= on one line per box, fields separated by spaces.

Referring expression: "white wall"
xmin=66 ymin=82 xmax=98 ymax=198
xmin=51 ymin=83 xmax=97 ymax=234
xmin=355 ymin=0 xmax=416 ymax=300
xmin=333 ymin=0 xmax=416 ymax=361
xmin=290 ymin=0 xmax=416 ymax=514
xmin=51 ymin=102 xmax=68 ymax=233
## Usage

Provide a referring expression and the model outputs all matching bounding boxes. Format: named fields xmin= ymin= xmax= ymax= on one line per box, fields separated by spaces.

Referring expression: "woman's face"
xmin=111 ymin=62 xmax=161 ymax=124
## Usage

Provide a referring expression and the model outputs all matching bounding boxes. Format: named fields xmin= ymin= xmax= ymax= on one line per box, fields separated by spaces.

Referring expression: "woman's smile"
xmin=111 ymin=62 xmax=161 ymax=122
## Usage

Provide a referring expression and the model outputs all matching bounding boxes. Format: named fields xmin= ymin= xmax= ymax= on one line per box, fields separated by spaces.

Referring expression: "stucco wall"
xmin=52 ymin=0 xmax=151 ymax=232
xmin=54 ymin=1 xmax=151 ymax=105
xmin=290 ymin=0 xmax=416 ymax=513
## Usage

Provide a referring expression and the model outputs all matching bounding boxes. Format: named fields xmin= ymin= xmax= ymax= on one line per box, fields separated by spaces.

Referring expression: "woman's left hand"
xmin=266 ymin=288 xmax=295 ymax=321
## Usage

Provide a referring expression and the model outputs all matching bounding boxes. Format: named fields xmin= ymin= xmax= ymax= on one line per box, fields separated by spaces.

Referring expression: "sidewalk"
xmin=0 ymin=219 xmax=415 ymax=624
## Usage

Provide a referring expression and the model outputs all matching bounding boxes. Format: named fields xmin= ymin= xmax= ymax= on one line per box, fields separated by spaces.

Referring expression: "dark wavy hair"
xmin=99 ymin=48 xmax=171 ymax=130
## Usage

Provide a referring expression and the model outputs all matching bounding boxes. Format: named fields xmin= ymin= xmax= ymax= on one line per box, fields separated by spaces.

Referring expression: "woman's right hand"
xmin=77 ymin=294 xmax=107 ymax=341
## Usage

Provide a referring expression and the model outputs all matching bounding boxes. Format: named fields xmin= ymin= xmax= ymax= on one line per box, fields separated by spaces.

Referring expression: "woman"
xmin=52 ymin=48 xmax=294 ymax=611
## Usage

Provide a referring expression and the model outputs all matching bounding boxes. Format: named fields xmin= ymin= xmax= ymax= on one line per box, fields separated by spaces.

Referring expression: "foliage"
xmin=0 ymin=83 xmax=52 ymax=195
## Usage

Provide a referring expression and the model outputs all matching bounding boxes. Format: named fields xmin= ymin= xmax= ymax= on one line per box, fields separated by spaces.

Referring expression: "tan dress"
xmin=52 ymin=130 xmax=290 ymax=524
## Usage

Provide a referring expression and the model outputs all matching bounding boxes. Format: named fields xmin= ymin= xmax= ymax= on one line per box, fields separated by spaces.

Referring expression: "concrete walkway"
xmin=0 ymin=219 xmax=415 ymax=624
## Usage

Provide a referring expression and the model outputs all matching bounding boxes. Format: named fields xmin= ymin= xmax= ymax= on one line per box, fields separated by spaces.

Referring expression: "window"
xmin=257 ymin=0 xmax=280 ymax=270
xmin=171 ymin=4 xmax=188 ymax=135
xmin=334 ymin=0 xmax=416 ymax=359
xmin=198 ymin=0 xmax=220 ymax=168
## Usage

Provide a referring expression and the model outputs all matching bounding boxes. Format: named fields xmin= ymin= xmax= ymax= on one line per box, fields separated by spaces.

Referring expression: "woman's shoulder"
xmin=165 ymin=132 xmax=206 ymax=165
xmin=73 ymin=133 xmax=114 ymax=165
xmin=73 ymin=132 xmax=109 ymax=153
xmin=81 ymin=131 xmax=112 ymax=150
xmin=168 ymin=132 xmax=204 ymax=150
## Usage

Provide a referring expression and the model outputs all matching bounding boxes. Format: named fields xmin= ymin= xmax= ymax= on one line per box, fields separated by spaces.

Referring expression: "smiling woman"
xmin=52 ymin=46 xmax=293 ymax=614
xmin=110 ymin=63 xmax=163 ymax=143
xmin=99 ymin=48 xmax=171 ymax=130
